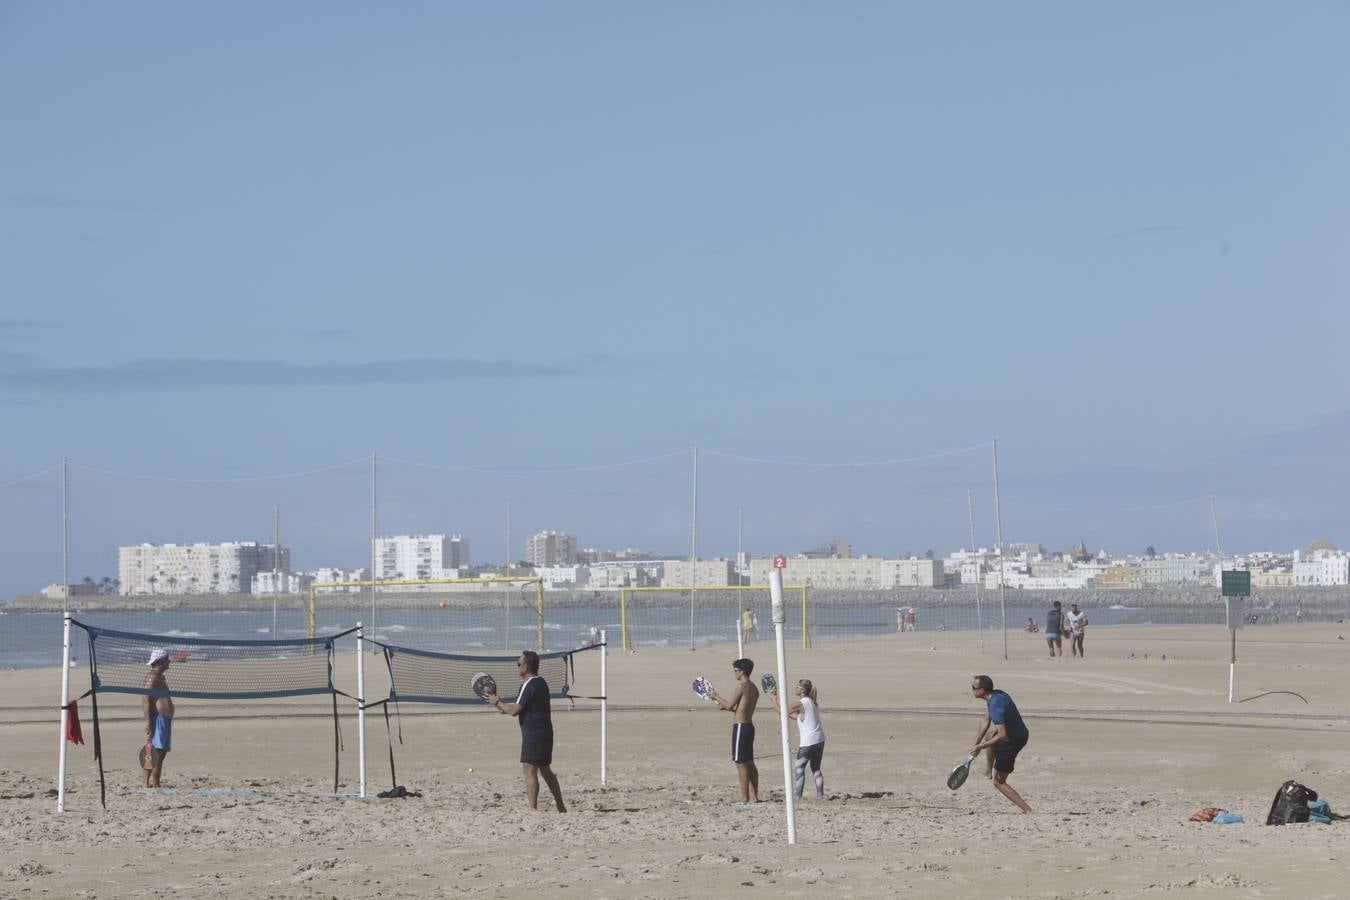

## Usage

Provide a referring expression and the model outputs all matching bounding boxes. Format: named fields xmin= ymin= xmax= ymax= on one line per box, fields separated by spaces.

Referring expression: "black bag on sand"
xmin=1266 ymin=780 xmax=1317 ymax=825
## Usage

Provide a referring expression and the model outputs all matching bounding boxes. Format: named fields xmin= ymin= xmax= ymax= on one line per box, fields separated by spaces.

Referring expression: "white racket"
xmin=691 ymin=675 xmax=715 ymax=701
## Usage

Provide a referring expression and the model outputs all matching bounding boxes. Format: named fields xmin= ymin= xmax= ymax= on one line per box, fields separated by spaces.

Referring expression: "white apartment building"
xmin=748 ymin=556 xmax=944 ymax=590
xmin=586 ymin=560 xmax=662 ymax=590
xmin=119 ymin=542 xmax=289 ymax=596
xmin=251 ymin=571 xmax=315 ymax=594
xmin=307 ymin=567 xmax=369 ymax=592
xmin=661 ymin=559 xmax=736 ymax=588
xmin=373 ymin=534 xmax=469 ymax=582
xmin=533 ymin=565 xmax=590 ymax=590
xmin=526 ymin=531 xmax=578 ymax=567
xmin=1292 ymin=556 xmax=1350 ymax=586
xmin=1140 ymin=555 xmax=1207 ymax=585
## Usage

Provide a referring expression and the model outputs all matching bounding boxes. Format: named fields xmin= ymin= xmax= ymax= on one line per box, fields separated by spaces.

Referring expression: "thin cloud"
xmin=0 ymin=319 xmax=44 ymax=332
xmin=1104 ymin=225 xmax=1182 ymax=241
xmin=305 ymin=327 xmax=356 ymax=341
xmin=0 ymin=356 xmax=599 ymax=394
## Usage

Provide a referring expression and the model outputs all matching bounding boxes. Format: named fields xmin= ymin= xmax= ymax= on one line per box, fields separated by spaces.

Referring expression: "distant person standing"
xmin=969 ymin=674 xmax=1032 ymax=813
xmin=142 ymin=648 xmax=175 ymax=788
xmin=741 ymin=607 xmax=754 ymax=643
xmin=708 ymin=658 xmax=760 ymax=803
xmin=1045 ymin=601 xmax=1064 ymax=657
xmin=483 ymin=650 xmax=566 ymax=812
xmin=1065 ymin=604 xmax=1088 ymax=657
xmin=905 ymin=608 xmax=917 ymax=632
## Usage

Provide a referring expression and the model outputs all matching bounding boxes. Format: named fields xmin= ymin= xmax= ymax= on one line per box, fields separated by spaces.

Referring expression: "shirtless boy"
xmin=708 ymin=658 xmax=759 ymax=802
xmin=142 ymin=648 xmax=175 ymax=788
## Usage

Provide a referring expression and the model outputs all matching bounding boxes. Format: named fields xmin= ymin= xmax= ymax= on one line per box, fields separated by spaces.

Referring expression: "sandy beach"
xmin=4 ymin=623 xmax=1349 ymax=898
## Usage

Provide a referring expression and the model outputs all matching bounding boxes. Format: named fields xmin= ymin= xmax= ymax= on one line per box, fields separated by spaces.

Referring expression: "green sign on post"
xmin=1221 ymin=569 xmax=1251 ymax=598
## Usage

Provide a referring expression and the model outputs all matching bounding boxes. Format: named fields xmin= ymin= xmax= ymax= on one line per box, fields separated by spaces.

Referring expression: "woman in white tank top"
xmin=769 ymin=679 xmax=827 ymax=799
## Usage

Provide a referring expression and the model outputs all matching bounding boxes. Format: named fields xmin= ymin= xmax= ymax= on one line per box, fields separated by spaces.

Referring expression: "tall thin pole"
xmin=689 ymin=446 xmax=699 ymax=651
xmin=370 ymin=453 xmax=377 ymax=637
xmin=506 ymin=500 xmax=512 ymax=576
xmin=1211 ymin=495 xmax=1235 ymax=703
xmin=57 ymin=613 xmax=72 ymax=813
xmin=272 ymin=505 xmax=281 ymax=640
xmin=62 ymin=458 xmax=69 ymax=614
xmin=737 ymin=507 xmax=744 ymax=587
xmin=991 ymin=440 xmax=1008 ymax=661
xmin=968 ymin=488 xmax=984 ymax=654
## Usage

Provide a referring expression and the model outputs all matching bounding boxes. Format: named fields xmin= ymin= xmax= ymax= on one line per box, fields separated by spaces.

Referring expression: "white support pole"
xmin=689 ymin=446 xmax=699 ymax=651
xmin=991 ymin=440 xmax=1008 ymax=661
xmin=769 ymin=570 xmax=797 ymax=845
xmin=968 ymin=488 xmax=984 ymax=654
xmin=356 ymin=622 xmax=367 ymax=798
xmin=736 ymin=614 xmax=744 ymax=659
xmin=370 ymin=453 xmax=378 ymax=638
xmin=599 ymin=629 xmax=608 ymax=785
xmin=57 ymin=613 xmax=72 ymax=813
xmin=1211 ymin=496 xmax=1233 ymax=704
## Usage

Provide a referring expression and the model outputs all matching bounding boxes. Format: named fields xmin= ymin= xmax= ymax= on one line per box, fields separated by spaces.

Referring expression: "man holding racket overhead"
xmin=969 ymin=675 xmax=1032 ymax=813
xmin=482 ymin=650 xmax=567 ymax=812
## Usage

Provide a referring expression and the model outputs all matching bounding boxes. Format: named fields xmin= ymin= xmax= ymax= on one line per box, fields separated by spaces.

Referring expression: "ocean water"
xmin=0 ymin=601 xmax=1231 ymax=670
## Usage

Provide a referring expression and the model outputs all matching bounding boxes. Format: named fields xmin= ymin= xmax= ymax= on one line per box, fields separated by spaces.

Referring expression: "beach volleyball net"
xmin=58 ymin=617 xmax=357 ymax=810
xmin=359 ymin=637 xmax=608 ymax=791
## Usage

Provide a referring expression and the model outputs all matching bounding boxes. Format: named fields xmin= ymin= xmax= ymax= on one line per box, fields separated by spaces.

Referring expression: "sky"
xmin=1 ymin=3 xmax=1348 ymax=595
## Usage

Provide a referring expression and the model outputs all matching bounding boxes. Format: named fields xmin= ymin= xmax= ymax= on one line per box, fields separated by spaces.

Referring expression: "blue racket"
xmin=691 ymin=676 xmax=715 ymax=701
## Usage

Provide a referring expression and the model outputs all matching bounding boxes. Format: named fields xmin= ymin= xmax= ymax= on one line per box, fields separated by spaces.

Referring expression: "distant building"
xmin=251 ymin=571 xmax=315 ymax=595
xmin=307 ymin=567 xmax=369 ymax=592
xmin=526 ymin=531 xmax=578 ymax=567
xmin=373 ymin=534 xmax=469 ymax=582
xmin=43 ymin=583 xmax=99 ymax=600
xmin=802 ymin=540 xmax=851 ymax=559
xmin=661 ymin=559 xmax=735 ymax=588
xmin=748 ymin=556 xmax=944 ymax=590
xmin=534 ymin=565 xmax=590 ymax=590
xmin=119 ymin=542 xmax=289 ymax=595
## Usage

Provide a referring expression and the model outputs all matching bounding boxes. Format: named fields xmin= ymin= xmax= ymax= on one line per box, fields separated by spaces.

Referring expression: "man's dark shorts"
xmin=521 ymin=739 xmax=553 ymax=767
xmin=732 ymin=722 xmax=755 ymax=763
xmin=993 ymin=733 xmax=1028 ymax=774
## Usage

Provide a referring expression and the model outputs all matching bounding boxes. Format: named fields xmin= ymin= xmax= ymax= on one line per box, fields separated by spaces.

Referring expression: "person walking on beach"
xmin=742 ymin=607 xmax=754 ymax=643
xmin=1045 ymin=601 xmax=1064 ymax=657
xmin=142 ymin=648 xmax=175 ymax=788
xmin=969 ymin=675 xmax=1031 ymax=813
xmin=708 ymin=658 xmax=760 ymax=803
xmin=1065 ymin=603 xmax=1088 ymax=657
xmin=483 ymin=650 xmax=566 ymax=812
xmin=766 ymin=677 xmax=826 ymax=799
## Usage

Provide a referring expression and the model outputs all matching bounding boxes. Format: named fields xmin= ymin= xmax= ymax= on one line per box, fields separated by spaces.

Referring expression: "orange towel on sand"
xmin=66 ymin=699 xmax=84 ymax=745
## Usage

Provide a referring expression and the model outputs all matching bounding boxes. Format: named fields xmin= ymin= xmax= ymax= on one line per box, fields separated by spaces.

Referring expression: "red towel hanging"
xmin=66 ymin=698 xmax=84 ymax=746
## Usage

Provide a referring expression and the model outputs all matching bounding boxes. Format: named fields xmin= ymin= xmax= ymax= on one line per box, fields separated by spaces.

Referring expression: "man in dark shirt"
xmin=969 ymin=674 xmax=1032 ymax=813
xmin=483 ymin=650 xmax=567 ymax=812
xmin=1045 ymin=600 xmax=1064 ymax=658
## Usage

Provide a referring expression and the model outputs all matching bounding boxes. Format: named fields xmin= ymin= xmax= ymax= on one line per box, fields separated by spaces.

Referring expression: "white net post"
xmin=769 ymin=570 xmax=797 ymax=845
xmin=737 ymin=614 xmax=744 ymax=658
xmin=600 ymin=629 xmax=608 ymax=785
xmin=56 ymin=613 xmax=72 ymax=814
xmin=356 ymin=622 xmax=367 ymax=798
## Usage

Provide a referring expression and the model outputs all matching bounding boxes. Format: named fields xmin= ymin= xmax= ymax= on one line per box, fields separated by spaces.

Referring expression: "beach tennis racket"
xmin=691 ymin=676 xmax=715 ymax=701
xmin=471 ymin=672 xmax=497 ymax=699
xmin=139 ymin=741 xmax=152 ymax=771
xmin=760 ymin=674 xmax=777 ymax=695
xmin=946 ymin=753 xmax=977 ymax=790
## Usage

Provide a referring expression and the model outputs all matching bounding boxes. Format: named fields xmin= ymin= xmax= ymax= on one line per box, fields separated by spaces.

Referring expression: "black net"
xmin=372 ymin=641 xmax=600 ymax=705
xmin=76 ymin=620 xmax=353 ymax=700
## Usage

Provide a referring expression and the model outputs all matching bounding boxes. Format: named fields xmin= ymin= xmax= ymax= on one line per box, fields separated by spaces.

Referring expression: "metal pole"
xmin=506 ymin=500 xmax=512 ymax=577
xmin=737 ymin=613 xmax=744 ymax=658
xmin=1211 ymin=496 xmax=1233 ymax=703
xmin=370 ymin=453 xmax=377 ymax=637
xmin=600 ymin=629 xmax=608 ymax=785
xmin=57 ymin=613 xmax=72 ymax=813
xmin=991 ymin=440 xmax=1008 ymax=661
xmin=356 ymin=622 xmax=366 ymax=798
xmin=62 ymin=458 xmax=69 ymax=614
xmin=737 ymin=507 xmax=744 ymax=587
xmin=769 ymin=570 xmax=797 ymax=844
xmin=968 ymin=487 xmax=983 ymax=654
xmin=272 ymin=505 xmax=280 ymax=641
xmin=689 ymin=446 xmax=699 ymax=651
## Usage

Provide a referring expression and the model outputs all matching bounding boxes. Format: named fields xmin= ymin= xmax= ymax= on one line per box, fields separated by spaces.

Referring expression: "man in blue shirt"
xmin=484 ymin=650 xmax=567 ymax=812
xmin=969 ymin=674 xmax=1031 ymax=813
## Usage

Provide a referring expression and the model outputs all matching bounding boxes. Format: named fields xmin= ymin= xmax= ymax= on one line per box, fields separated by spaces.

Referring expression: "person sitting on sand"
xmin=766 ymin=678 xmax=826 ymax=799
xmin=707 ymin=658 xmax=760 ymax=803
xmin=1025 ymin=617 xmax=1039 ymax=633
